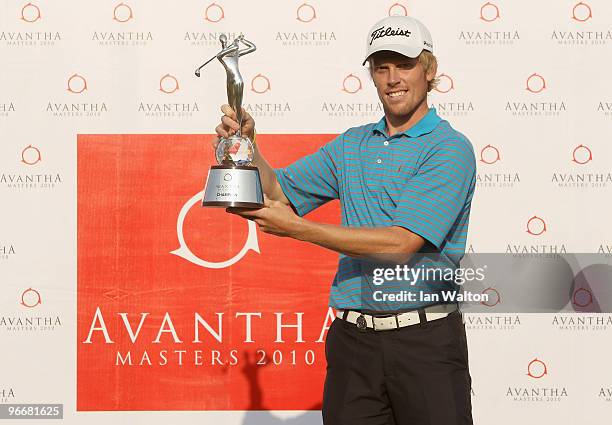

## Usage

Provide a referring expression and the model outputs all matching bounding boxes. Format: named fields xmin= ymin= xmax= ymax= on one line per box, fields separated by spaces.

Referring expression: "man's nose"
xmin=387 ymin=67 xmax=400 ymax=85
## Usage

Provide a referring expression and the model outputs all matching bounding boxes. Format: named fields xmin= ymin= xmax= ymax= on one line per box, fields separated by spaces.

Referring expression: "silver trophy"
xmin=196 ymin=34 xmax=263 ymax=208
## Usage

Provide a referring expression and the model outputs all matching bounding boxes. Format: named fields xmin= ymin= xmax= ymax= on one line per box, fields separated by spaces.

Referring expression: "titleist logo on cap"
xmin=370 ymin=26 xmax=412 ymax=45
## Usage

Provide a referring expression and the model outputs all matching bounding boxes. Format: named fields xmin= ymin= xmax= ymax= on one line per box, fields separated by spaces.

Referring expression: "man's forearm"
xmin=252 ymin=144 xmax=290 ymax=205
xmin=290 ymin=217 xmax=425 ymax=261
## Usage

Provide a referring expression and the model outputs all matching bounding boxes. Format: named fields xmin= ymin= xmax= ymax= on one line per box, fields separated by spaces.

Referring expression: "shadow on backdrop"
xmin=240 ymin=350 xmax=323 ymax=425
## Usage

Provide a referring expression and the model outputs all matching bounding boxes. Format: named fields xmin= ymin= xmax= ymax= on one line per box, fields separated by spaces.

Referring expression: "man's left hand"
xmin=227 ymin=196 xmax=301 ymax=237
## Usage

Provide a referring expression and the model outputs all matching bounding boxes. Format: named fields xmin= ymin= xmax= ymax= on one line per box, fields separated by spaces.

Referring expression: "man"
xmin=215 ymin=15 xmax=475 ymax=425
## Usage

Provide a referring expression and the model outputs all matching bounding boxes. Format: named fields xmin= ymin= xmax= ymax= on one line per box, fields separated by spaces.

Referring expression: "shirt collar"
xmin=372 ymin=107 xmax=442 ymax=138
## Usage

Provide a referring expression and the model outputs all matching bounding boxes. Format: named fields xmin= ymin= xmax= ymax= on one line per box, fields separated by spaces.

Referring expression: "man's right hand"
xmin=213 ymin=103 xmax=291 ymax=207
xmin=214 ymin=104 xmax=256 ymax=146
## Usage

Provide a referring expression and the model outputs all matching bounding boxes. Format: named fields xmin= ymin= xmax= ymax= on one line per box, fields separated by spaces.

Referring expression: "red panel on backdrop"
xmin=77 ymin=134 xmax=340 ymax=411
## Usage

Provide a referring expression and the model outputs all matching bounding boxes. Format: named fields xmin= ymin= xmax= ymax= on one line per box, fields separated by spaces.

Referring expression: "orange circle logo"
xmin=526 ymin=73 xmax=546 ymax=94
xmin=571 ymin=144 xmax=592 ymax=165
xmin=434 ymin=73 xmax=455 ymax=94
xmin=159 ymin=74 xmax=180 ymax=94
xmin=113 ymin=2 xmax=134 ymax=23
xmin=20 ymin=2 xmax=41 ymax=23
xmin=480 ymin=2 xmax=500 ymax=22
xmin=572 ymin=287 xmax=593 ymax=307
xmin=527 ymin=358 xmax=547 ymax=379
xmin=21 ymin=287 xmax=42 ymax=308
xmin=250 ymin=74 xmax=271 ymax=94
xmin=481 ymin=287 xmax=501 ymax=307
xmin=296 ymin=3 xmax=317 ymax=23
xmin=67 ymin=74 xmax=88 ymax=94
xmin=526 ymin=215 xmax=547 ymax=236
xmin=341 ymin=73 xmax=362 ymax=94
xmin=388 ymin=3 xmax=408 ymax=17
xmin=204 ymin=3 xmax=225 ymax=23
xmin=479 ymin=144 xmax=501 ymax=164
xmin=21 ymin=145 xmax=42 ymax=165
xmin=572 ymin=2 xmax=592 ymax=22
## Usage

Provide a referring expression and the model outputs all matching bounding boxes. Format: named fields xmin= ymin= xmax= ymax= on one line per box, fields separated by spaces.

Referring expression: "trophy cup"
xmin=196 ymin=34 xmax=263 ymax=208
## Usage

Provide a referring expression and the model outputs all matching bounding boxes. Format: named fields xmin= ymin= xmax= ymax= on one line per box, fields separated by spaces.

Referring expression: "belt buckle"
xmin=355 ymin=314 xmax=367 ymax=332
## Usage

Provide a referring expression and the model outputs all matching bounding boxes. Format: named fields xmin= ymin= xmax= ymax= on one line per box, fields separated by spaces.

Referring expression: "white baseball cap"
xmin=363 ymin=16 xmax=434 ymax=65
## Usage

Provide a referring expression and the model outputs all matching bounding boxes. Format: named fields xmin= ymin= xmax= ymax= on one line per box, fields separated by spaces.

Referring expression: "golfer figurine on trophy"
xmin=196 ymin=34 xmax=263 ymax=208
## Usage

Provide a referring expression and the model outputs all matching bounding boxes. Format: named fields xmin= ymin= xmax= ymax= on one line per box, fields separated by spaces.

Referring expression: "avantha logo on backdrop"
xmin=78 ymin=135 xmax=338 ymax=410
xmin=525 ymin=73 xmax=546 ymax=93
xmin=321 ymin=72 xmax=382 ymax=118
xmin=275 ymin=2 xmax=337 ymax=47
xmin=550 ymin=2 xmax=611 ymax=46
xmin=0 ymin=288 xmax=62 ymax=332
xmin=0 ymin=100 xmax=16 ymax=118
xmin=170 ymin=190 xmax=260 ymax=269
xmin=463 ymin=282 xmax=522 ymax=332
xmin=20 ymin=287 xmax=42 ymax=308
xmin=113 ymin=2 xmax=134 ymax=23
xmin=388 ymin=3 xmax=408 ymax=17
xmin=0 ymin=388 xmax=16 ymax=403
xmin=204 ymin=3 xmax=225 ymax=23
xmin=506 ymin=358 xmax=569 ymax=402
xmin=20 ymin=2 xmax=41 ymax=23
xmin=479 ymin=144 xmax=500 ymax=164
xmin=571 ymin=144 xmax=592 ymax=164
xmin=505 ymin=72 xmax=567 ymax=118
xmin=475 ymin=145 xmax=521 ymax=189
xmin=504 ymin=215 xmax=568 ymax=254
xmin=21 ymin=144 xmax=42 ymax=165
xmin=597 ymin=101 xmax=612 ymax=117
xmin=481 ymin=287 xmax=501 ymax=307
xmin=551 ymin=144 xmax=612 ymax=189
xmin=296 ymin=2 xmax=316 ymax=23
xmin=159 ymin=74 xmax=180 ymax=94
xmin=572 ymin=1 xmax=592 ymax=22
xmin=599 ymin=387 xmax=612 ymax=402
xmin=46 ymin=74 xmax=109 ymax=118
xmin=434 ymin=74 xmax=454 ymax=94
xmin=0 ymin=243 xmax=16 ymax=261
xmin=250 ymin=74 xmax=271 ymax=94
xmin=243 ymin=74 xmax=292 ymax=118
xmin=572 ymin=287 xmax=593 ymax=308
xmin=459 ymin=2 xmax=520 ymax=46
xmin=91 ymin=3 xmax=153 ymax=46
xmin=184 ymin=3 xmax=240 ymax=47
xmin=341 ymin=74 xmax=362 ymax=94
xmin=527 ymin=358 xmax=547 ymax=379
xmin=1 ymin=145 xmax=62 ymax=190
xmin=526 ymin=215 xmax=547 ymax=236
xmin=137 ymin=74 xmax=199 ymax=118
xmin=0 ymin=2 xmax=61 ymax=47
xmin=479 ymin=2 xmax=500 ymax=22
xmin=560 ymin=261 xmax=612 ymax=329
xmin=67 ymin=74 xmax=87 ymax=94
xmin=429 ymin=72 xmax=476 ymax=117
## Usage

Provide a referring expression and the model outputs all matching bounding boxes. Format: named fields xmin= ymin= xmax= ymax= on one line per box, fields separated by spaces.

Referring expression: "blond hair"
xmin=419 ymin=50 xmax=439 ymax=92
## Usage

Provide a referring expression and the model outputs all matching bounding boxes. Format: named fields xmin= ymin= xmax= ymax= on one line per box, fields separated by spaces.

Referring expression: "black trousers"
xmin=322 ymin=311 xmax=473 ymax=425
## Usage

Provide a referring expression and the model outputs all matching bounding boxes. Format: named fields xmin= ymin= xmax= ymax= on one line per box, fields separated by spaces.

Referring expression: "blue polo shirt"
xmin=274 ymin=108 xmax=476 ymax=310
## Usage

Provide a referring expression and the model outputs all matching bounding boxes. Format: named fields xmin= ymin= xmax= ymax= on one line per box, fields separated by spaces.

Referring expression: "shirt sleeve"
xmin=274 ymin=135 xmax=341 ymax=216
xmin=392 ymin=137 xmax=476 ymax=250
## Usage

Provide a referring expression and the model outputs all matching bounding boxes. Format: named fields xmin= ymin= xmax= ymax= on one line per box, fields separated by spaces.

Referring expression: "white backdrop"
xmin=1 ymin=0 xmax=611 ymax=423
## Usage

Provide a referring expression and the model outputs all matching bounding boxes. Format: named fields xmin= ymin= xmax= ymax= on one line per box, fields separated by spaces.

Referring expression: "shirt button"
xmin=376 ymin=158 xmax=382 ymax=164
xmin=383 ymin=141 xmax=389 ymax=146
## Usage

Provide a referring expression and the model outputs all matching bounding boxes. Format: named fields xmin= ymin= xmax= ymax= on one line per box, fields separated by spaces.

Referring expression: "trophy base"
xmin=202 ymin=165 xmax=264 ymax=208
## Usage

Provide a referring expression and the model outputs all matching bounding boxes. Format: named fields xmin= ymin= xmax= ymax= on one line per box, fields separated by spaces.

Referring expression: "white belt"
xmin=336 ymin=304 xmax=458 ymax=331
